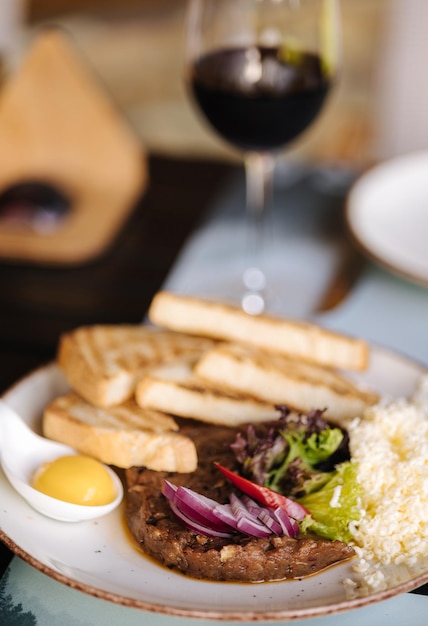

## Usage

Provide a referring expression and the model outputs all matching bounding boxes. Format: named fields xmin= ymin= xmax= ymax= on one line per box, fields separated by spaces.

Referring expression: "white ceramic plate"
xmin=346 ymin=151 xmax=428 ymax=286
xmin=0 ymin=353 xmax=427 ymax=622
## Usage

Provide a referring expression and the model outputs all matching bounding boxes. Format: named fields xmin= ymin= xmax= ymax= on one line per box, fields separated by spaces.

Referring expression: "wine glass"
xmin=184 ymin=0 xmax=341 ymax=314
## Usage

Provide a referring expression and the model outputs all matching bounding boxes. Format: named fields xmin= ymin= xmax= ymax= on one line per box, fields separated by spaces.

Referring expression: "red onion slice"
xmin=162 ymin=479 xmax=178 ymax=500
xmin=212 ymin=502 xmax=242 ymax=531
xmin=230 ymin=493 xmax=273 ymax=537
xmin=169 ymin=500 xmax=234 ymax=538
xmin=176 ymin=486 xmax=234 ymax=532
xmin=257 ymin=508 xmax=283 ymax=535
xmin=163 ymin=481 xmax=235 ymax=533
xmin=241 ymin=494 xmax=264 ymax=516
xmin=273 ymin=507 xmax=300 ymax=538
xmin=162 ymin=479 xmax=301 ymax=539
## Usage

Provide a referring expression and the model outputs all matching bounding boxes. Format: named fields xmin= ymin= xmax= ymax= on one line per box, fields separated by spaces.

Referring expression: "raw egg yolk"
xmin=32 ymin=455 xmax=116 ymax=506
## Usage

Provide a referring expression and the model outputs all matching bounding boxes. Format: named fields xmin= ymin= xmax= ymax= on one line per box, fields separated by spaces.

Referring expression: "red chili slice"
xmin=214 ymin=463 xmax=308 ymax=521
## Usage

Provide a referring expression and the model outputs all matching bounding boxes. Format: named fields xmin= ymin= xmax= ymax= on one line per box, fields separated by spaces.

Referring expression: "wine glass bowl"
xmin=189 ymin=46 xmax=332 ymax=153
xmin=185 ymin=0 xmax=341 ymax=314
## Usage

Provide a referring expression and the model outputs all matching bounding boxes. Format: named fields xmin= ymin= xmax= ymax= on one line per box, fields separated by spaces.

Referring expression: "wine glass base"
xmin=241 ymin=291 xmax=265 ymax=315
xmin=242 ymin=267 xmax=267 ymax=314
xmin=242 ymin=267 xmax=266 ymax=291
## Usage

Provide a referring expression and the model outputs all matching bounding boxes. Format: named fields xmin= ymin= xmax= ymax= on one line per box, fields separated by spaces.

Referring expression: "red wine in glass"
xmin=190 ymin=46 xmax=332 ymax=153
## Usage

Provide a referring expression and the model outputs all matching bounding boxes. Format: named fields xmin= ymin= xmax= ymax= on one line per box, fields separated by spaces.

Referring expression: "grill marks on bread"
xmin=43 ymin=392 xmax=197 ymax=471
xmin=135 ymin=358 xmax=279 ymax=426
xmin=48 ymin=393 xmax=178 ymax=432
xmin=58 ymin=324 xmax=214 ymax=407
xmin=194 ymin=343 xmax=378 ymax=423
xmin=148 ymin=291 xmax=369 ymax=371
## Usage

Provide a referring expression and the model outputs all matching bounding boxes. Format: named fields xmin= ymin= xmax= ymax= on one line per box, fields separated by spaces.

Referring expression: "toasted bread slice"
xmin=43 ymin=392 xmax=197 ymax=471
xmin=148 ymin=291 xmax=369 ymax=371
xmin=135 ymin=360 xmax=278 ymax=426
xmin=194 ymin=343 xmax=379 ymax=423
xmin=58 ymin=324 xmax=214 ymax=407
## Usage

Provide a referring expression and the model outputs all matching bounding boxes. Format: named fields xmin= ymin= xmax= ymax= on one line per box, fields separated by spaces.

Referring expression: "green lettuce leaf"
xmin=232 ymin=407 xmax=348 ymax=498
xmin=298 ymin=461 xmax=361 ymax=543
xmin=266 ymin=426 xmax=344 ymax=493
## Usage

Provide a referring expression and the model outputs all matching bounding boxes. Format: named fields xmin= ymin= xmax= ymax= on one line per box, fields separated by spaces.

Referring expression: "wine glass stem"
xmin=242 ymin=152 xmax=275 ymax=313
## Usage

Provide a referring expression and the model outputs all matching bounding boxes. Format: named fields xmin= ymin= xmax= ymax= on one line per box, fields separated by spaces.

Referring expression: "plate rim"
xmin=346 ymin=150 xmax=428 ymax=288
xmin=1 ymin=355 xmax=428 ymax=622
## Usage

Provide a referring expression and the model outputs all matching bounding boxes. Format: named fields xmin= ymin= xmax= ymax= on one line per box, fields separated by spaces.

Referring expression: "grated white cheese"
xmin=344 ymin=378 xmax=428 ymax=597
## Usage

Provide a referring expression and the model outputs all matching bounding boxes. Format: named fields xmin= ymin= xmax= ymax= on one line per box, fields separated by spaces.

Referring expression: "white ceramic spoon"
xmin=0 ymin=400 xmax=123 ymax=522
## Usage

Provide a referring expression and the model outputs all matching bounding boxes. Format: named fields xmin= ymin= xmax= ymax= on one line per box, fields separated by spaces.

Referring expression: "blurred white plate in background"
xmin=346 ymin=151 xmax=428 ymax=287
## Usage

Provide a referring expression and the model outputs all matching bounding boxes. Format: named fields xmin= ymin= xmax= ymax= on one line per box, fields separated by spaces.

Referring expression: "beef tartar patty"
xmin=125 ymin=421 xmax=355 ymax=582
